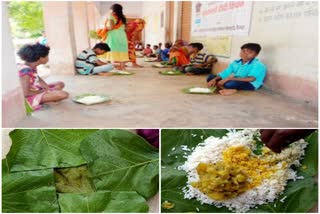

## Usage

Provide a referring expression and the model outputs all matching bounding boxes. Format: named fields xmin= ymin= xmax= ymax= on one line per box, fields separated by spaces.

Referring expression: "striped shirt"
xmin=75 ymin=49 xmax=98 ymax=75
xmin=190 ymin=51 xmax=217 ymax=68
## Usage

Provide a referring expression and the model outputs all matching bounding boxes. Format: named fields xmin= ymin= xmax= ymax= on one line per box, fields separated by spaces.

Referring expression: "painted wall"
xmin=2 ymin=2 xmax=20 ymax=94
xmin=195 ymin=1 xmax=318 ymax=105
xmin=2 ymin=2 xmax=26 ymax=127
xmin=141 ymin=1 xmax=167 ymax=46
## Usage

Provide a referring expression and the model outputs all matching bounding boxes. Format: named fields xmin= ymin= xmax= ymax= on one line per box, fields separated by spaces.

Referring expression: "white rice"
xmin=155 ymin=63 xmax=165 ymax=67
xmin=76 ymin=95 xmax=106 ymax=105
xmin=167 ymin=71 xmax=175 ymax=74
xmin=189 ymin=87 xmax=211 ymax=93
xmin=178 ymin=129 xmax=308 ymax=213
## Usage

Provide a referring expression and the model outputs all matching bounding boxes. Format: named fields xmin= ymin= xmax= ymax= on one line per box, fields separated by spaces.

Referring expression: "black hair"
xmin=146 ymin=44 xmax=151 ymax=47
xmin=153 ymin=45 xmax=159 ymax=49
xmin=93 ymin=43 xmax=110 ymax=52
xmin=17 ymin=43 xmax=50 ymax=63
xmin=110 ymin=4 xmax=127 ymax=25
xmin=188 ymin=42 xmax=204 ymax=51
xmin=165 ymin=42 xmax=172 ymax=48
xmin=241 ymin=43 xmax=261 ymax=54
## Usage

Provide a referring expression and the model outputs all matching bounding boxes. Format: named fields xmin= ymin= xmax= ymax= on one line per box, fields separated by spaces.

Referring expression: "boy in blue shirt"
xmin=207 ymin=43 xmax=266 ymax=96
xmin=158 ymin=42 xmax=172 ymax=62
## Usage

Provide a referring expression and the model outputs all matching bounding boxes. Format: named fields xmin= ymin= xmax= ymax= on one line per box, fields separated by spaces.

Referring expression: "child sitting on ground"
xmin=181 ymin=42 xmax=217 ymax=75
xmin=17 ymin=43 xmax=69 ymax=110
xmin=207 ymin=43 xmax=266 ymax=96
xmin=168 ymin=39 xmax=190 ymax=66
xmin=143 ymin=44 xmax=153 ymax=56
xmin=76 ymin=43 xmax=114 ymax=76
xmin=149 ymin=45 xmax=160 ymax=58
xmin=158 ymin=42 xmax=172 ymax=62
xmin=154 ymin=45 xmax=161 ymax=57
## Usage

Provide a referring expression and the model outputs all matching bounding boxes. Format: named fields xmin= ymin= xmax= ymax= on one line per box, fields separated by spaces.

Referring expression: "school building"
xmin=2 ymin=1 xmax=318 ymax=127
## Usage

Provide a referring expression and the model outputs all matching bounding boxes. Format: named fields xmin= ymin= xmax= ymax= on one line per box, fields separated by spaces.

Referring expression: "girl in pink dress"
xmin=17 ymin=44 xmax=69 ymax=110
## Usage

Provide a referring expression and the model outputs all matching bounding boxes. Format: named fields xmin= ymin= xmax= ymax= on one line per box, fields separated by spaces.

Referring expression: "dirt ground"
xmin=16 ymin=59 xmax=317 ymax=128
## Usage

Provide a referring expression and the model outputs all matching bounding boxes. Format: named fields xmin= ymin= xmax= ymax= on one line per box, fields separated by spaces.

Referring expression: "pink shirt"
xmin=143 ymin=47 xmax=153 ymax=54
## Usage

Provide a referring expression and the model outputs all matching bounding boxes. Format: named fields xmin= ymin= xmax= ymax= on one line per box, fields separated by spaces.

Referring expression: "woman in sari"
xmin=168 ymin=39 xmax=190 ymax=66
xmin=104 ymin=4 xmax=129 ymax=70
xmin=126 ymin=19 xmax=145 ymax=67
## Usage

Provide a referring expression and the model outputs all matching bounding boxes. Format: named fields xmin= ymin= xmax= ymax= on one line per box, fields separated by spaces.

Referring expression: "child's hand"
xmin=217 ymin=79 xmax=228 ymax=88
xmin=260 ymin=129 xmax=315 ymax=153
xmin=207 ymin=79 xmax=217 ymax=87
xmin=193 ymin=64 xmax=202 ymax=68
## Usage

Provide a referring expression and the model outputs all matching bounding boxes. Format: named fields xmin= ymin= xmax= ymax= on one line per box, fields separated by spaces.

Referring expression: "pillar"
xmin=42 ymin=1 xmax=77 ymax=75
xmin=2 ymin=2 xmax=26 ymax=127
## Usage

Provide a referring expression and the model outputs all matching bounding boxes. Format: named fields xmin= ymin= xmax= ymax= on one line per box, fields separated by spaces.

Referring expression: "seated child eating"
xmin=168 ymin=39 xmax=190 ymax=66
xmin=76 ymin=43 xmax=114 ymax=75
xmin=207 ymin=43 xmax=266 ymax=96
xmin=17 ymin=43 xmax=69 ymax=110
xmin=182 ymin=42 xmax=217 ymax=75
xmin=143 ymin=44 xmax=153 ymax=56
xmin=148 ymin=45 xmax=159 ymax=58
xmin=158 ymin=42 xmax=172 ymax=62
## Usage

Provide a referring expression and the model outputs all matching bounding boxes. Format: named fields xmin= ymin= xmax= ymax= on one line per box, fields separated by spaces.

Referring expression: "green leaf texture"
xmin=7 ymin=129 xmax=98 ymax=172
xmin=58 ymin=191 xmax=149 ymax=213
xmin=2 ymin=159 xmax=59 ymax=213
xmin=80 ymin=130 xmax=159 ymax=199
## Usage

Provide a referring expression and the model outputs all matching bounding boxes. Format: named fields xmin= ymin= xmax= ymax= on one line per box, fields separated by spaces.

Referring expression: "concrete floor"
xmin=17 ymin=59 xmax=317 ymax=128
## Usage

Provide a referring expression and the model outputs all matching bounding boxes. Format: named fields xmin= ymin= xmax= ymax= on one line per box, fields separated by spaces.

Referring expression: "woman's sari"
xmin=169 ymin=46 xmax=190 ymax=66
xmin=126 ymin=19 xmax=145 ymax=63
xmin=104 ymin=15 xmax=129 ymax=62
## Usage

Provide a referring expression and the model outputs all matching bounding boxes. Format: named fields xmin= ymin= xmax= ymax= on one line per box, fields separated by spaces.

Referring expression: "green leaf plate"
xmin=2 ymin=159 xmax=60 ymax=213
xmin=110 ymin=71 xmax=135 ymax=75
xmin=152 ymin=63 xmax=172 ymax=68
xmin=182 ymin=86 xmax=216 ymax=94
xmin=159 ymin=70 xmax=184 ymax=75
xmin=161 ymin=129 xmax=318 ymax=213
xmin=72 ymin=93 xmax=111 ymax=105
xmin=58 ymin=191 xmax=149 ymax=213
xmin=80 ymin=129 xmax=159 ymax=199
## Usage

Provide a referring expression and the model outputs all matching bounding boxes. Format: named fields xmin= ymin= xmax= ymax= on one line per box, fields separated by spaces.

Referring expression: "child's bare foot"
xmin=219 ymin=89 xmax=238 ymax=96
xmin=98 ymin=72 xmax=113 ymax=76
xmin=132 ymin=63 xmax=143 ymax=68
xmin=186 ymin=72 xmax=194 ymax=76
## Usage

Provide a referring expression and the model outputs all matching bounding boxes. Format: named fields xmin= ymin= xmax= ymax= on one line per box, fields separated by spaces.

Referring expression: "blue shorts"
xmin=206 ymin=74 xmax=255 ymax=91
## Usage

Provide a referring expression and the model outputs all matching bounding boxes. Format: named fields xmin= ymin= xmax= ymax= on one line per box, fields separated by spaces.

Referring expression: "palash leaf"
xmin=80 ymin=129 xmax=159 ymax=199
xmin=3 ymin=129 xmax=158 ymax=213
xmin=161 ymin=129 xmax=228 ymax=166
xmin=7 ymin=129 xmax=98 ymax=172
xmin=2 ymin=159 xmax=59 ymax=213
xmin=58 ymin=191 xmax=149 ymax=213
xmin=298 ymin=131 xmax=318 ymax=177
xmin=161 ymin=129 xmax=318 ymax=213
